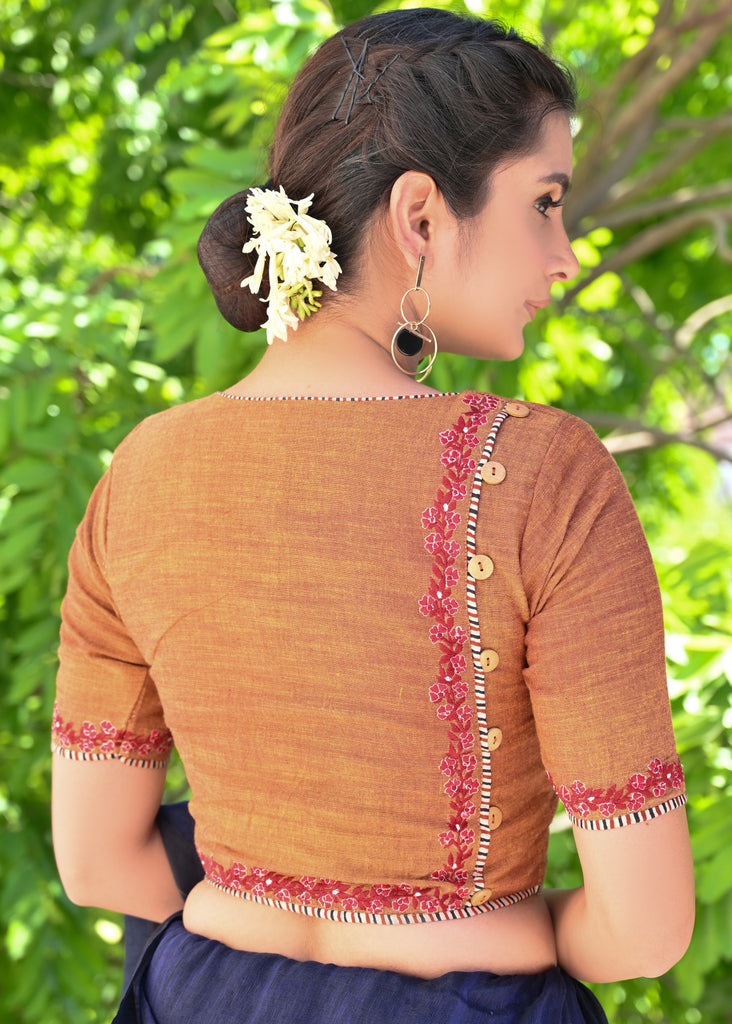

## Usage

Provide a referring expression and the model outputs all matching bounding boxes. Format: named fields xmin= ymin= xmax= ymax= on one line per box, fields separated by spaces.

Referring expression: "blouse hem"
xmin=202 ymin=876 xmax=542 ymax=925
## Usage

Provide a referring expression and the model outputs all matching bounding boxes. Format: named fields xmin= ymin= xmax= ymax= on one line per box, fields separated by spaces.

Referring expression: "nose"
xmin=550 ymin=229 xmax=580 ymax=284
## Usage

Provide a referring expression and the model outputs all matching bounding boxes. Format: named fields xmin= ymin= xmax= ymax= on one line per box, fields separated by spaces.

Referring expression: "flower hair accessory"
xmin=241 ymin=186 xmax=341 ymax=344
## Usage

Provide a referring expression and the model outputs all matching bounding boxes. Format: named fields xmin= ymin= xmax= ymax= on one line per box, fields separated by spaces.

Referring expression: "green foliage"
xmin=1 ymin=0 xmax=730 ymax=1021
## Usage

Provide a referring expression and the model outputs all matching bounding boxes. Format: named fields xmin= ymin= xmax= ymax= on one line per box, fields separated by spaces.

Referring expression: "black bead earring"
xmin=390 ymin=256 xmax=438 ymax=382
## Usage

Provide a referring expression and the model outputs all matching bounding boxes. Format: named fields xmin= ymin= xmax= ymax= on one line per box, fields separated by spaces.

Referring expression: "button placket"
xmin=464 ymin=402 xmax=530 ymax=907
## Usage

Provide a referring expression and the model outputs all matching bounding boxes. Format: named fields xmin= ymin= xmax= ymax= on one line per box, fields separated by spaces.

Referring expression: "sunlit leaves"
xmin=1 ymin=0 xmax=731 ymax=1021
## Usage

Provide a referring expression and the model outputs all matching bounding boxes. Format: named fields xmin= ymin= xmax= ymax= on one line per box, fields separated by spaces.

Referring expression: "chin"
xmin=490 ymin=335 xmax=525 ymax=362
xmin=443 ymin=332 xmax=525 ymax=361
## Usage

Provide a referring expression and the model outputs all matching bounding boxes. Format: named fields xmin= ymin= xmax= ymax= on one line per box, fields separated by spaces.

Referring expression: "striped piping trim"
xmin=418 ymin=392 xmax=501 ymax=900
xmin=51 ymin=742 xmax=170 ymax=770
xmin=202 ymin=877 xmax=542 ymax=925
xmin=570 ymin=793 xmax=688 ymax=830
xmin=216 ymin=391 xmax=458 ymax=403
xmin=465 ymin=407 xmax=510 ymax=892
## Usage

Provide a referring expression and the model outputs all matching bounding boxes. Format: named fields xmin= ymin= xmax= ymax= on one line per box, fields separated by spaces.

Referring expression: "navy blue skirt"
xmin=114 ymin=913 xmax=608 ymax=1024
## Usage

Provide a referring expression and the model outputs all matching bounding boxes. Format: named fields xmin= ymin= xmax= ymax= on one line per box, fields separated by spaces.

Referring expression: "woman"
xmin=51 ymin=8 xmax=694 ymax=1023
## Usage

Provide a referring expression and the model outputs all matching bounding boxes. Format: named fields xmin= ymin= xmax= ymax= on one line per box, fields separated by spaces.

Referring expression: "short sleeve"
xmin=52 ymin=467 xmax=172 ymax=767
xmin=521 ymin=415 xmax=685 ymax=829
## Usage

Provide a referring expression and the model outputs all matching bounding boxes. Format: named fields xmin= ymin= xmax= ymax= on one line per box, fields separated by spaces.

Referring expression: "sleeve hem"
xmin=51 ymin=742 xmax=170 ymax=770
xmin=568 ymin=792 xmax=687 ymax=831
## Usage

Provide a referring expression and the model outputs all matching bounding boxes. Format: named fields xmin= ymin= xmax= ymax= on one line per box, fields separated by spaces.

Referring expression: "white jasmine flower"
xmin=241 ymin=186 xmax=342 ymax=344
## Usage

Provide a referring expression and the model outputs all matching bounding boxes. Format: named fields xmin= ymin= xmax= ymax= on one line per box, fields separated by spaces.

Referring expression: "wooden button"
xmin=470 ymin=887 xmax=493 ymax=907
xmin=468 ymin=554 xmax=494 ymax=580
xmin=505 ymin=402 xmax=530 ymax=418
xmin=479 ymin=648 xmax=499 ymax=674
xmin=486 ymin=727 xmax=503 ymax=751
xmin=481 ymin=461 xmax=506 ymax=484
xmin=488 ymin=806 xmax=503 ymax=829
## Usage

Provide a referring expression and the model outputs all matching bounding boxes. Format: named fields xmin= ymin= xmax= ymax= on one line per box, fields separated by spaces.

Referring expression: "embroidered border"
xmin=550 ymin=757 xmax=686 ymax=828
xmin=418 ymin=392 xmax=500 ymax=900
xmin=199 ymin=850 xmax=540 ymax=924
xmin=570 ymin=795 xmax=688 ymax=831
xmin=51 ymin=704 xmax=173 ymax=768
xmin=465 ymin=407 xmax=510 ymax=889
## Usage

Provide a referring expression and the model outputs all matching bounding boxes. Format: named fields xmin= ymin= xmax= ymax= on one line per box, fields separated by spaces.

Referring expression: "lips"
xmin=524 ymin=300 xmax=551 ymax=320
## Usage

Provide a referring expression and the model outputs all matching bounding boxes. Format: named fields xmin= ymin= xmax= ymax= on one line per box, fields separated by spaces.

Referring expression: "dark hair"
xmin=198 ymin=7 xmax=576 ymax=332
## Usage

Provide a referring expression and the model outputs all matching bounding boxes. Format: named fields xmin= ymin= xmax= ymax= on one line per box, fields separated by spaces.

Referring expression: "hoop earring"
xmin=390 ymin=256 xmax=438 ymax=383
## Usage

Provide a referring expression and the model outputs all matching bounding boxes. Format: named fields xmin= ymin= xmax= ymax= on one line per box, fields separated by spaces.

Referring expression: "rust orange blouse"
xmin=52 ymin=391 xmax=685 ymax=924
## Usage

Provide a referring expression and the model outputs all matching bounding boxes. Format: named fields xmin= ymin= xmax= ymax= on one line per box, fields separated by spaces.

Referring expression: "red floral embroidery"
xmin=417 ymin=393 xmax=499 ymax=891
xmin=551 ymin=758 xmax=685 ymax=820
xmin=198 ymin=852 xmax=470 ymax=917
xmin=51 ymin=704 xmax=173 ymax=761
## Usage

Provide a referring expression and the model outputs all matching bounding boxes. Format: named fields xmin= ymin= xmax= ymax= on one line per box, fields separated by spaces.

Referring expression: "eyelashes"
xmin=534 ymin=194 xmax=565 ymax=218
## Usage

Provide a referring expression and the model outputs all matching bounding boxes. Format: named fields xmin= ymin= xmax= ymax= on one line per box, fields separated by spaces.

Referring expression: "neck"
xmin=229 ymin=306 xmax=437 ymax=400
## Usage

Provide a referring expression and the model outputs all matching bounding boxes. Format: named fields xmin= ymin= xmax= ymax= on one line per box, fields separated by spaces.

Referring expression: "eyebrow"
xmin=539 ymin=173 xmax=571 ymax=196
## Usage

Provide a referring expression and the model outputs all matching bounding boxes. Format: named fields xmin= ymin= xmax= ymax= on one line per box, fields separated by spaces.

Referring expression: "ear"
xmin=388 ymin=171 xmax=452 ymax=269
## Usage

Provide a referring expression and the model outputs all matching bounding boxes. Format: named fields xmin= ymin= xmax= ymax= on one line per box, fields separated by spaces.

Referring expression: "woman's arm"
xmin=52 ymin=755 xmax=184 ymax=922
xmin=544 ymin=805 xmax=694 ymax=982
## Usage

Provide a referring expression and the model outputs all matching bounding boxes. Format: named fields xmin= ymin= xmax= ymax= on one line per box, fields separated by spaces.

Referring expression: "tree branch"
xmin=87 ymin=266 xmax=157 ymax=294
xmin=571 ymin=277 xmax=731 ymax=416
xmin=572 ymin=5 xmax=731 ymax=205
xmin=603 ymin=429 xmax=731 ymax=461
xmin=583 ymin=181 xmax=732 ymax=231
xmin=584 ymin=412 xmax=732 ymax=462
xmin=647 ymin=286 xmax=732 ymax=404
xmin=591 ymin=409 xmax=732 ymax=434
xmin=601 ymin=15 xmax=727 ymax=156
xmin=566 ymin=209 xmax=732 ymax=299
xmin=655 ymin=0 xmax=679 ymax=33
xmin=588 ymin=3 xmax=732 ymax=124
xmin=567 ymin=112 xmax=659 ymax=229
xmin=212 ymin=0 xmax=238 ymax=22
xmin=662 ymin=113 xmax=732 ymax=133
xmin=0 ymin=70 xmax=57 ymax=90
xmin=713 ymin=216 xmax=732 ymax=261
xmin=597 ymin=118 xmax=732 ymax=210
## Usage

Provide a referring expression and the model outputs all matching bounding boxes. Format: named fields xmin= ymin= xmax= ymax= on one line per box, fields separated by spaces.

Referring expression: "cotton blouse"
xmin=52 ymin=390 xmax=686 ymax=925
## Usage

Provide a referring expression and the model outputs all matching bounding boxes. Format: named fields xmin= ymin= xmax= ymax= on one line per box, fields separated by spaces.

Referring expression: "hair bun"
xmin=197 ymin=188 xmax=269 ymax=333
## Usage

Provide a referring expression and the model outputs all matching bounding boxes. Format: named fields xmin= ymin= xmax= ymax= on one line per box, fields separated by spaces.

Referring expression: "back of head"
xmin=198 ymin=7 xmax=576 ymax=332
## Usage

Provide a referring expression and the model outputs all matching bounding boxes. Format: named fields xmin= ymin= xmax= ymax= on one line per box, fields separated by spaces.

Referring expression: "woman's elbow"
xmin=604 ymin=894 xmax=696 ymax=980
xmin=60 ymin=881 xmax=97 ymax=909
xmin=55 ymin=855 xmax=108 ymax=909
xmin=635 ymin=906 xmax=695 ymax=978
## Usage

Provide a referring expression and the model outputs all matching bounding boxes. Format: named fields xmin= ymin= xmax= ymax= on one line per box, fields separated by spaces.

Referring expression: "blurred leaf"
xmin=2 ymin=0 xmax=731 ymax=1021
